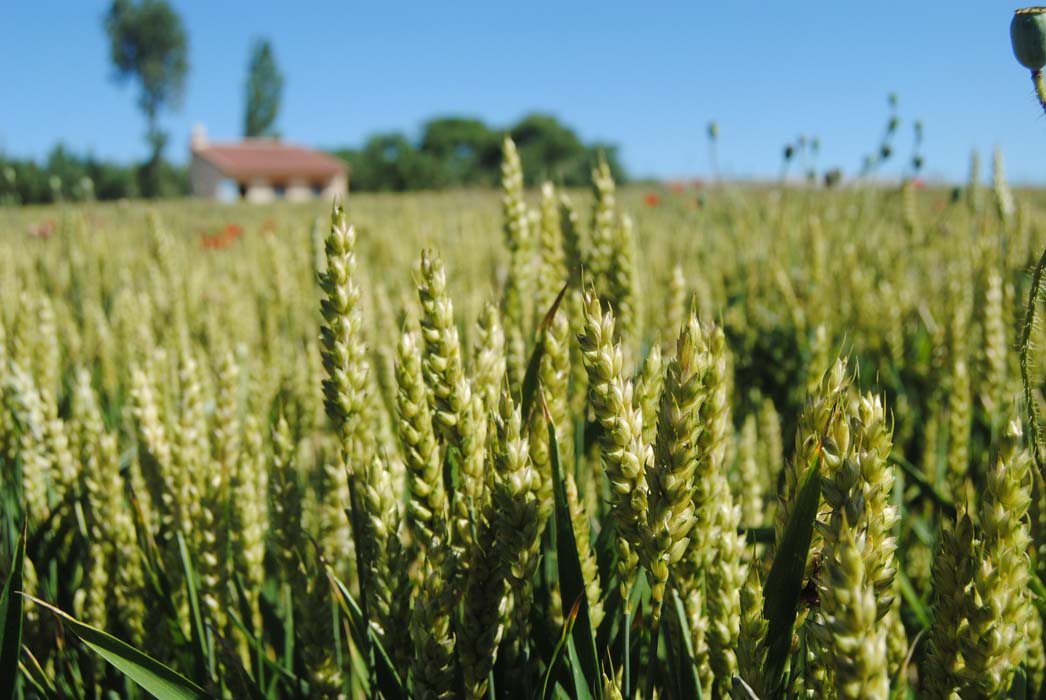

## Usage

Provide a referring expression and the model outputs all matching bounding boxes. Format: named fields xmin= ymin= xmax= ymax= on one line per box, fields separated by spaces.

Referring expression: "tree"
xmin=244 ymin=39 xmax=284 ymax=138
xmin=328 ymin=114 xmax=626 ymax=191
xmin=510 ymin=113 xmax=585 ymax=183
xmin=419 ymin=117 xmax=497 ymax=186
xmin=104 ymin=0 xmax=188 ymax=197
xmin=583 ymin=142 xmax=627 ymax=185
xmin=336 ymin=133 xmax=445 ymax=192
xmin=509 ymin=113 xmax=626 ymax=186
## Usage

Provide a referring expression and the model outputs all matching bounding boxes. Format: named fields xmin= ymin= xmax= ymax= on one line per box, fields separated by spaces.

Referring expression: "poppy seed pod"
xmin=1012 ymin=8 xmax=1046 ymax=70
xmin=1013 ymin=8 xmax=1046 ymax=114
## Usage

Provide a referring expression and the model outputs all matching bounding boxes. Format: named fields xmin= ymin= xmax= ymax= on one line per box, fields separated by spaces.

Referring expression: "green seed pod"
xmin=1012 ymin=9 xmax=1046 ymax=113
xmin=1012 ymin=8 xmax=1046 ymax=70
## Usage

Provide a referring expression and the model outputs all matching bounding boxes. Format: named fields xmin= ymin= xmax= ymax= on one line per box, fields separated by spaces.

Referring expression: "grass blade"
xmin=24 ymin=594 xmax=212 ymax=700
xmin=566 ymin=638 xmax=595 ymax=700
xmin=344 ymin=478 xmax=379 ymax=682
xmin=1009 ymin=666 xmax=1028 ymax=700
xmin=176 ymin=532 xmax=210 ymax=679
xmin=623 ymin=607 xmax=632 ymax=700
xmin=896 ymin=570 xmax=931 ymax=630
xmin=211 ymin=624 xmax=267 ymax=700
xmin=20 ymin=647 xmax=57 ymax=700
xmin=732 ymin=676 xmax=761 ymax=700
xmin=19 ymin=662 xmax=54 ymax=699
xmin=762 ymin=463 xmax=821 ymax=698
xmin=887 ymin=453 xmax=956 ymax=517
xmin=543 ymin=594 xmax=582 ymax=700
xmin=326 ymin=563 xmax=405 ymax=699
xmin=520 ymin=282 xmax=568 ymax=422
xmin=226 ymin=608 xmax=304 ymax=689
xmin=666 ymin=588 xmax=702 ymax=700
xmin=0 ymin=524 xmax=26 ymax=700
xmin=544 ymin=391 xmax=601 ymax=700
xmin=742 ymin=526 xmax=775 ymax=545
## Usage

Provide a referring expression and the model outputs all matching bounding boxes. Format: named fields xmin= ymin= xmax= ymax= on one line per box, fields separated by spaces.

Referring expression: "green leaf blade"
xmin=543 ymin=594 xmax=581 ymax=700
xmin=24 ymin=595 xmax=213 ymax=700
xmin=762 ymin=464 xmax=821 ymax=698
xmin=0 ymin=524 xmax=26 ymax=700
xmin=545 ymin=393 xmax=601 ymax=700
xmin=520 ymin=282 xmax=568 ymax=422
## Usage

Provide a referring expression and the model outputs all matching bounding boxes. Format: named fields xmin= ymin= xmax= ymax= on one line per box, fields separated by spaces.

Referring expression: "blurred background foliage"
xmin=1 ymin=112 xmax=627 ymax=204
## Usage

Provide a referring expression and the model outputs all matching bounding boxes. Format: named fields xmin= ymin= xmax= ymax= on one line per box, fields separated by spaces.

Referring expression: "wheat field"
xmin=1 ymin=140 xmax=1045 ymax=699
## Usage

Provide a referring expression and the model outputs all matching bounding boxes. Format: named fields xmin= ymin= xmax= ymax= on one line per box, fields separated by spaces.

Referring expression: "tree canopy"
xmin=244 ymin=39 xmax=284 ymax=138
xmin=104 ymin=0 xmax=188 ymax=197
xmin=418 ymin=117 xmax=499 ymax=186
xmin=0 ymin=110 xmax=624 ymax=204
xmin=331 ymin=113 xmax=625 ymax=192
xmin=0 ymin=146 xmax=188 ymax=205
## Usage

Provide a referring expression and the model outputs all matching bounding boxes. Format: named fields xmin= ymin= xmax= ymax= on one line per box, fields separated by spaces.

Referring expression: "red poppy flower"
xmin=27 ymin=220 xmax=56 ymax=238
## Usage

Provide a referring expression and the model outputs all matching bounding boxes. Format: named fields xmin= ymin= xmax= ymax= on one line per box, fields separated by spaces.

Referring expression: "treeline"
xmin=330 ymin=113 xmax=626 ymax=191
xmin=0 ymin=113 xmax=625 ymax=204
xmin=0 ymin=145 xmax=187 ymax=205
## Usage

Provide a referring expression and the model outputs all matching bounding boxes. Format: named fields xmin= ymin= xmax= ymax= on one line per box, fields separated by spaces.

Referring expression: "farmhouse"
xmin=189 ymin=127 xmax=347 ymax=203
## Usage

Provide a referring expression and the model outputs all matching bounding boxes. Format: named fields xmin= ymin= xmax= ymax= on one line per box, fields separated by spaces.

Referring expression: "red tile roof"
xmin=194 ymin=139 xmax=346 ymax=180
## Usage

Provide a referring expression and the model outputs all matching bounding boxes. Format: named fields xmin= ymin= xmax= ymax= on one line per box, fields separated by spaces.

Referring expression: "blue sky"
xmin=2 ymin=2 xmax=1044 ymax=183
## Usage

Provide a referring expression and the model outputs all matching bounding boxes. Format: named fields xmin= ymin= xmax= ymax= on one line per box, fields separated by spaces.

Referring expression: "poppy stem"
xmin=1032 ymin=68 xmax=1046 ymax=114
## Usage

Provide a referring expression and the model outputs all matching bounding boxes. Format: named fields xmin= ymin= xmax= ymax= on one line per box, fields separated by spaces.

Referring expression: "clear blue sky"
xmin=3 ymin=1 xmax=1044 ymax=183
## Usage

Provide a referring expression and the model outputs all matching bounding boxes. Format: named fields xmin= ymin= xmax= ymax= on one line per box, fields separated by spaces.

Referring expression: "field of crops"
xmin=1 ymin=139 xmax=1046 ymax=700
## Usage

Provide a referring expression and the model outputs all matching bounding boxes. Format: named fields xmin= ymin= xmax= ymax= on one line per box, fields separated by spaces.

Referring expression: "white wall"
xmin=323 ymin=173 xmax=348 ymax=200
xmin=189 ymin=156 xmax=224 ymax=199
xmin=286 ymin=177 xmax=312 ymax=202
xmin=245 ymin=177 xmax=275 ymax=203
xmin=191 ymin=162 xmax=348 ymax=203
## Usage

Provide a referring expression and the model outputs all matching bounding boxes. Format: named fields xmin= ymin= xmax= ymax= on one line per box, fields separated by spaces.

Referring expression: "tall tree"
xmin=329 ymin=114 xmax=627 ymax=191
xmin=419 ymin=117 xmax=497 ymax=186
xmin=244 ymin=39 xmax=284 ymax=138
xmin=510 ymin=113 xmax=625 ymax=186
xmin=104 ymin=0 xmax=188 ymax=197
